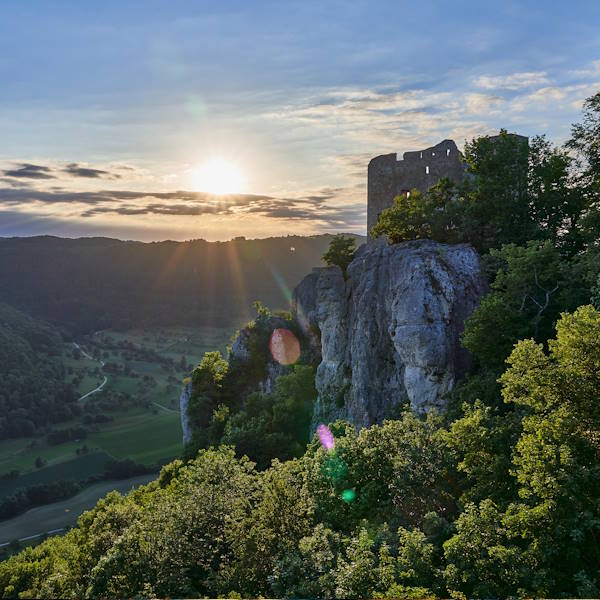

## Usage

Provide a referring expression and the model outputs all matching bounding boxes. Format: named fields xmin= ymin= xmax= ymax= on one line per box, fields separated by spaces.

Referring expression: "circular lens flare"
xmin=317 ymin=423 xmax=335 ymax=451
xmin=341 ymin=489 xmax=356 ymax=503
xmin=269 ymin=328 xmax=300 ymax=366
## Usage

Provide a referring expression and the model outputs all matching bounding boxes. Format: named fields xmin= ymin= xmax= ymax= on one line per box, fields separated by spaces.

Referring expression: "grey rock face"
xmin=292 ymin=239 xmax=487 ymax=430
xmin=179 ymin=381 xmax=193 ymax=445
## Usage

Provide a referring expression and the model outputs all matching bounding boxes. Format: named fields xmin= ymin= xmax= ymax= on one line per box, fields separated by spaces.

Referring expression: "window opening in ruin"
xmin=420 ymin=152 xmax=423 ymax=159
xmin=425 ymin=166 xmax=430 ymax=174
xmin=447 ymin=148 xmax=450 ymax=156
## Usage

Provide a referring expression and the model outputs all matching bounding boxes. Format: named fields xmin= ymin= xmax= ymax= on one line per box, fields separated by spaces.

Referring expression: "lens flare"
xmin=269 ymin=328 xmax=301 ymax=365
xmin=317 ymin=423 xmax=335 ymax=451
xmin=341 ymin=489 xmax=356 ymax=503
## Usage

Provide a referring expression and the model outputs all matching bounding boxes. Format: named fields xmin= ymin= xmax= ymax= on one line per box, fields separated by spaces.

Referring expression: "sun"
xmin=191 ymin=158 xmax=244 ymax=195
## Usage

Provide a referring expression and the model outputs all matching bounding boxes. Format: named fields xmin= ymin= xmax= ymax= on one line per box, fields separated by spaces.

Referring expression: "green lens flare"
xmin=341 ymin=489 xmax=356 ymax=503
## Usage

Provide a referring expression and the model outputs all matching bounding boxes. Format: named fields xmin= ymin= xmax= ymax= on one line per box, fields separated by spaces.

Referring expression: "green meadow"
xmin=0 ymin=325 xmax=234 ymax=492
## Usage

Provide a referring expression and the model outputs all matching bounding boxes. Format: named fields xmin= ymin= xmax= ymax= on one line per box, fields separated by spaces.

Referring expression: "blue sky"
xmin=1 ymin=0 xmax=600 ymax=240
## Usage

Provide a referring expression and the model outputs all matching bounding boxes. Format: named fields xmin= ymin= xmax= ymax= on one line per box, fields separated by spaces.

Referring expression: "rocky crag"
xmin=181 ymin=238 xmax=486 ymax=441
xmin=180 ymin=311 xmax=314 ymax=443
xmin=292 ymin=239 xmax=487 ymax=430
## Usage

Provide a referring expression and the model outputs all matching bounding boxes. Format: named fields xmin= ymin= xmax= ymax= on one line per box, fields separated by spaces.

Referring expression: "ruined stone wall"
xmin=367 ymin=139 xmax=466 ymax=238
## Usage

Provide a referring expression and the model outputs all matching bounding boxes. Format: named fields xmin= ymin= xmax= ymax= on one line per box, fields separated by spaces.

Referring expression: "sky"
xmin=1 ymin=0 xmax=600 ymax=241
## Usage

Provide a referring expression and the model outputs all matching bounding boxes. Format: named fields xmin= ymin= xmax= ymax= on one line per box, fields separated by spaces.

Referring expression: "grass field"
xmin=0 ymin=474 xmax=157 ymax=546
xmin=0 ymin=324 xmax=234 ymax=491
xmin=0 ymin=452 xmax=112 ymax=496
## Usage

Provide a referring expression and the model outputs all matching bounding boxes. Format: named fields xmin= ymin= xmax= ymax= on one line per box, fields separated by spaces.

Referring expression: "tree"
xmin=334 ymin=527 xmax=376 ymax=599
xmin=567 ymin=91 xmax=600 ymax=192
xmin=370 ymin=189 xmax=432 ymax=244
xmin=592 ymin=273 xmax=600 ymax=309
xmin=187 ymin=351 xmax=229 ymax=428
xmin=462 ymin=241 xmax=571 ymax=370
xmin=322 ymin=235 xmax=356 ymax=275
xmin=462 ymin=130 xmax=532 ymax=252
xmin=498 ymin=306 xmax=600 ymax=594
xmin=528 ymin=135 xmax=585 ymax=254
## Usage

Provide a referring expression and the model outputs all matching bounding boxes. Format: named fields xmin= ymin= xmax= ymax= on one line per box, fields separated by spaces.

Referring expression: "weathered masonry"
xmin=367 ymin=139 xmax=466 ymax=238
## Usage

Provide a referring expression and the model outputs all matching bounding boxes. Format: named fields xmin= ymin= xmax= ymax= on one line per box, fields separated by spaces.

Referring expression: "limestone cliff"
xmin=180 ymin=381 xmax=193 ymax=445
xmin=292 ymin=239 xmax=487 ymax=430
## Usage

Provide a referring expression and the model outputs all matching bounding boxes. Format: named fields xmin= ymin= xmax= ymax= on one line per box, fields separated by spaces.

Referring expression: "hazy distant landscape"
xmin=0 ymin=235 xmax=358 ymax=332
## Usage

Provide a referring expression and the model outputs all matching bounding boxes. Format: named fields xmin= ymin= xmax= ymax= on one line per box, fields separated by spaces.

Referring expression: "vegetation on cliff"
xmin=1 ymin=306 xmax=600 ymax=598
xmin=185 ymin=305 xmax=318 ymax=469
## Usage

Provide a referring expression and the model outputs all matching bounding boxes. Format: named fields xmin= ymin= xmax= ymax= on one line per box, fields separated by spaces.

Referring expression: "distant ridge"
xmin=0 ymin=234 xmax=365 ymax=333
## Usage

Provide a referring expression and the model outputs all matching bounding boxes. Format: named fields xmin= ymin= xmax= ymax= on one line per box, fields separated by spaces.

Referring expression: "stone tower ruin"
xmin=367 ymin=139 xmax=466 ymax=238
xmin=367 ymin=134 xmax=529 ymax=238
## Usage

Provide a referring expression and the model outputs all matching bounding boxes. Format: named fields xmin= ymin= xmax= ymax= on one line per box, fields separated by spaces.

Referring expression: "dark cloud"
xmin=0 ymin=185 xmax=366 ymax=229
xmin=3 ymin=161 xmax=126 ymax=181
xmin=63 ymin=163 xmax=121 ymax=179
xmin=4 ymin=163 xmax=55 ymax=179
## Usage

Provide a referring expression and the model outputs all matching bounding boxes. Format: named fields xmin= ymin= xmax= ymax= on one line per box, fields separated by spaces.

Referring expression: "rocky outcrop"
xmin=179 ymin=381 xmax=193 ymax=444
xmin=293 ymin=239 xmax=487 ymax=430
xmin=179 ymin=313 xmax=303 ymax=444
xmin=229 ymin=318 xmax=292 ymax=394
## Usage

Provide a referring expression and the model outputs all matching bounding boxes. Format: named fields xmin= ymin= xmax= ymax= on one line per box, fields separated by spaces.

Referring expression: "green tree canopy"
xmin=322 ymin=234 xmax=356 ymax=274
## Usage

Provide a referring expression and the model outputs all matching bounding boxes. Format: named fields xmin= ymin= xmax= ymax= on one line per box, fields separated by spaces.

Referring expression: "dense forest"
xmin=0 ymin=303 xmax=78 ymax=439
xmin=0 ymin=234 xmax=358 ymax=334
xmin=1 ymin=92 xmax=600 ymax=598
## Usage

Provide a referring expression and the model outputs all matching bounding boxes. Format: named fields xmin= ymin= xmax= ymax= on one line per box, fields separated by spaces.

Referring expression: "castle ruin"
xmin=367 ymin=135 xmax=529 ymax=238
xmin=367 ymin=139 xmax=466 ymax=238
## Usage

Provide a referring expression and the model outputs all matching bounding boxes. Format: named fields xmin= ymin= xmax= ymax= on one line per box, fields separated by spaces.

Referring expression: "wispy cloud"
xmin=474 ymin=71 xmax=550 ymax=91
xmin=3 ymin=161 xmax=128 ymax=182
xmin=0 ymin=185 xmax=365 ymax=230
xmin=465 ymin=93 xmax=504 ymax=113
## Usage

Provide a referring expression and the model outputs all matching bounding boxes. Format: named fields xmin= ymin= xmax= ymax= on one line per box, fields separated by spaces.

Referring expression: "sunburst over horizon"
xmin=190 ymin=158 xmax=245 ymax=195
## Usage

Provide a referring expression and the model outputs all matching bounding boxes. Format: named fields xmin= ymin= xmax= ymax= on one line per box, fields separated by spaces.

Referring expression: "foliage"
xmin=187 ymin=350 xmax=229 ymax=428
xmin=2 ymin=304 xmax=600 ymax=600
xmin=322 ymin=234 xmax=356 ymax=275
xmin=185 ymin=302 xmax=317 ymax=468
xmin=0 ymin=302 xmax=78 ymax=440
xmin=370 ymin=179 xmax=463 ymax=245
xmin=592 ymin=272 xmax=600 ymax=309
xmin=445 ymin=306 xmax=600 ymax=596
xmin=567 ymin=90 xmax=600 ymax=192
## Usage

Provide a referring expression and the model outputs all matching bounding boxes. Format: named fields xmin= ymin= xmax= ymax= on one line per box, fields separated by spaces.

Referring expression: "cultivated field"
xmin=0 ymin=325 xmax=235 ymax=489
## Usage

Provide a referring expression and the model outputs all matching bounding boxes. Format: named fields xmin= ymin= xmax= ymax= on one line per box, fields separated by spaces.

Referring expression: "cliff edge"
xmin=292 ymin=238 xmax=487 ymax=430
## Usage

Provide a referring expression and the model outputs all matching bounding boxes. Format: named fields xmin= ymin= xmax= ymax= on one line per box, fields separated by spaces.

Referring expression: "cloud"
xmin=474 ymin=72 xmax=550 ymax=90
xmin=0 ymin=185 xmax=366 ymax=229
xmin=465 ymin=93 xmax=504 ymax=113
xmin=3 ymin=161 xmax=130 ymax=182
xmin=569 ymin=60 xmax=600 ymax=79
xmin=4 ymin=163 xmax=55 ymax=179
xmin=63 ymin=163 xmax=121 ymax=179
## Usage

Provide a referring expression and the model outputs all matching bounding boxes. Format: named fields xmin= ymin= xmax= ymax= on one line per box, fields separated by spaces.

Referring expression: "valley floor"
xmin=0 ymin=473 xmax=156 ymax=546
